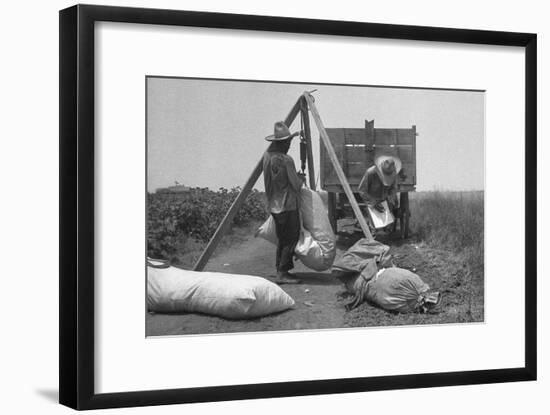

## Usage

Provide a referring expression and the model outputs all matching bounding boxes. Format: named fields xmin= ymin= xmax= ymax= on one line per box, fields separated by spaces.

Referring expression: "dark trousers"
xmin=271 ymin=209 xmax=300 ymax=273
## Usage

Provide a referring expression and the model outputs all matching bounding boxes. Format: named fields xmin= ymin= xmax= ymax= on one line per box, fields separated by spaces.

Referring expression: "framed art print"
xmin=59 ymin=4 xmax=537 ymax=410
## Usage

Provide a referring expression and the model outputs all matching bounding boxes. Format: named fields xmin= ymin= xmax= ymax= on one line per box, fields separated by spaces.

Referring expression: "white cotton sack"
xmin=147 ymin=266 xmax=295 ymax=319
xmin=367 ymin=201 xmax=395 ymax=229
xmin=294 ymin=227 xmax=336 ymax=271
xmin=255 ymin=188 xmax=336 ymax=271
xmin=255 ymin=215 xmax=278 ymax=245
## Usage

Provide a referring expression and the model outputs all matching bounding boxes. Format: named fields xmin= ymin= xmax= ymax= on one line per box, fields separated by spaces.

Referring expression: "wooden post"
xmin=327 ymin=191 xmax=337 ymax=234
xmin=300 ymin=97 xmax=316 ymax=190
xmin=193 ymin=98 xmax=303 ymax=271
xmin=303 ymin=92 xmax=373 ymax=241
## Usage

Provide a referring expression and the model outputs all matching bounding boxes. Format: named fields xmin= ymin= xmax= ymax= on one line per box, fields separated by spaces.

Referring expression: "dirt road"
xmin=146 ymin=235 xmax=345 ymax=336
xmin=146 ymin=223 xmax=484 ymax=336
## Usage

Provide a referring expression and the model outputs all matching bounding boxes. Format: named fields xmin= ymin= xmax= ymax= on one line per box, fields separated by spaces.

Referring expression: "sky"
xmin=147 ymin=77 xmax=484 ymax=192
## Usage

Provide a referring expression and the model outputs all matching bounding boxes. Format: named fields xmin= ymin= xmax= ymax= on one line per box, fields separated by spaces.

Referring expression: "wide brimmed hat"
xmin=265 ymin=121 xmax=297 ymax=141
xmin=375 ymin=155 xmax=402 ymax=186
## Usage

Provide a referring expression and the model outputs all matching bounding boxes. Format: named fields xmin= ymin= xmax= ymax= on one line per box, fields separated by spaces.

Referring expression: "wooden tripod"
xmin=193 ymin=92 xmax=373 ymax=271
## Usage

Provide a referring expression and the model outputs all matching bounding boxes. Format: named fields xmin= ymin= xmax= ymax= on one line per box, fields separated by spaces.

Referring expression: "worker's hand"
xmin=297 ymin=172 xmax=306 ymax=184
xmin=374 ymin=202 xmax=385 ymax=212
xmin=291 ymin=130 xmax=304 ymax=139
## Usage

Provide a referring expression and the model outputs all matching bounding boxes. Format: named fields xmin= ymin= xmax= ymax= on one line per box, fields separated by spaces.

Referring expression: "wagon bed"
xmin=320 ymin=119 xmax=417 ymax=237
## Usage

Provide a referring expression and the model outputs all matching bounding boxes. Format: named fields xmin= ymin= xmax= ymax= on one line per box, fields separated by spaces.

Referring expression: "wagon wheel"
xmin=399 ymin=192 xmax=410 ymax=239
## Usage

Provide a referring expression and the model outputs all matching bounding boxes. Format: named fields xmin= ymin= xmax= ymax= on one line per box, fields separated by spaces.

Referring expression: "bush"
xmin=147 ymin=187 xmax=268 ymax=259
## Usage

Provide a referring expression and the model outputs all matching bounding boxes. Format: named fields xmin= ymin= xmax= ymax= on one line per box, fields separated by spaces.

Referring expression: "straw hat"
xmin=265 ymin=121 xmax=299 ymax=141
xmin=375 ymin=155 xmax=402 ymax=186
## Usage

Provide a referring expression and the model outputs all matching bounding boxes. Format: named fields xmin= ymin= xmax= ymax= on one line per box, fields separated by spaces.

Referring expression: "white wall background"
xmin=0 ymin=0 xmax=546 ymax=414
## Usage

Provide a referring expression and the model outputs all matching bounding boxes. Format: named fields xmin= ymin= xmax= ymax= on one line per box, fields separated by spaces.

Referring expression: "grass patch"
xmin=410 ymin=191 xmax=484 ymax=275
xmin=410 ymin=190 xmax=484 ymax=322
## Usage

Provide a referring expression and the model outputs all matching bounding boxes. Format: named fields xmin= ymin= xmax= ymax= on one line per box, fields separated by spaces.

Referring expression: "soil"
xmin=146 ymin=222 xmax=484 ymax=336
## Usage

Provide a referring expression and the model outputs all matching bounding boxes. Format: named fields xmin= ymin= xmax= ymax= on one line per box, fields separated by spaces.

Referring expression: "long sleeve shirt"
xmin=358 ymin=166 xmax=396 ymax=205
xmin=263 ymin=151 xmax=303 ymax=214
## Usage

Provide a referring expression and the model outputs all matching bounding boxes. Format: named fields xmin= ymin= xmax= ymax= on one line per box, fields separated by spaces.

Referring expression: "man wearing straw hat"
xmin=263 ymin=121 xmax=305 ymax=284
xmin=358 ymin=155 xmax=402 ymax=228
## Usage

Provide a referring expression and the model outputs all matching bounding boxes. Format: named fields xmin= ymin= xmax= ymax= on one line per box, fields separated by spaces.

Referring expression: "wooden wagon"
xmin=320 ymin=120 xmax=417 ymax=238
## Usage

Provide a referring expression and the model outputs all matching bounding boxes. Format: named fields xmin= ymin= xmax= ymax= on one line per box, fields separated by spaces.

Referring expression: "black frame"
xmin=59 ymin=4 xmax=537 ymax=410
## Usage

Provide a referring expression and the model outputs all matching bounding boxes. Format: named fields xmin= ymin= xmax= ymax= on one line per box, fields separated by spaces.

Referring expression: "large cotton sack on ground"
xmin=255 ymin=187 xmax=336 ymax=271
xmin=366 ymin=268 xmax=430 ymax=313
xmin=332 ymin=238 xmax=390 ymax=278
xmin=147 ymin=266 xmax=295 ymax=319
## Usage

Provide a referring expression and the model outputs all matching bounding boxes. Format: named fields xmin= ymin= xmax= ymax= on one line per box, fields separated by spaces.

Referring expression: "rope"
xmin=299 ymin=111 xmax=306 ymax=175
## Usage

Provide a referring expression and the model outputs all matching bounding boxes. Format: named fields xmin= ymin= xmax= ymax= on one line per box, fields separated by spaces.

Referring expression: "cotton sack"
xmin=147 ymin=266 xmax=295 ymax=319
xmin=256 ymin=187 xmax=336 ymax=271
xmin=366 ymin=267 xmax=430 ymax=313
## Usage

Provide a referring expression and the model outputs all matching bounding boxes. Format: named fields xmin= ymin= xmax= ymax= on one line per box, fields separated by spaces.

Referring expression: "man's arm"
xmin=358 ymin=169 xmax=376 ymax=203
xmin=359 ymin=169 xmax=387 ymax=212
xmin=284 ymin=156 xmax=305 ymax=192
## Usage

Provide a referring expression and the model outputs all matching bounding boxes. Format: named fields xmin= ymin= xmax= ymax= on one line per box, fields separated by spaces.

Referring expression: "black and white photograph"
xmin=146 ymin=77 xmax=485 ymax=336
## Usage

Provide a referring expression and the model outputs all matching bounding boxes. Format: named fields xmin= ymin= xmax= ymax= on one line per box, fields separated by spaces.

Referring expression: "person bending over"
xmin=358 ymin=155 xmax=401 ymax=219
